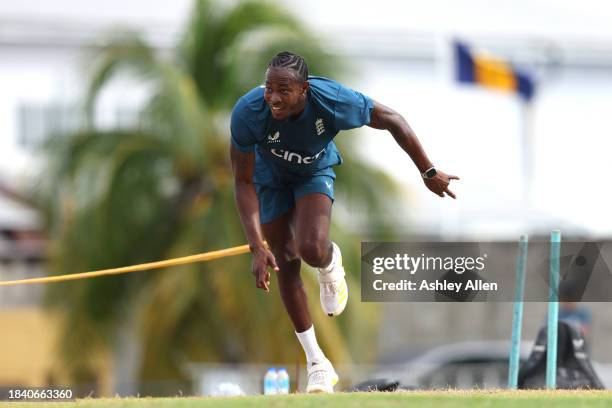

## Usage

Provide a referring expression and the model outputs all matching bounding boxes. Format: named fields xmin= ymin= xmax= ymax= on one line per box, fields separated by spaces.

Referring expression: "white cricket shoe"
xmin=306 ymin=359 xmax=339 ymax=393
xmin=317 ymin=242 xmax=348 ymax=317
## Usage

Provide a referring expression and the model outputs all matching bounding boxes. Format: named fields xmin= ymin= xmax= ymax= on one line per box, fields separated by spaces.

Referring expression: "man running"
xmin=230 ymin=51 xmax=458 ymax=393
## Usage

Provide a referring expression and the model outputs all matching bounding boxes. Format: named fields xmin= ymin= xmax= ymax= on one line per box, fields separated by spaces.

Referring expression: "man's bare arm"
xmin=368 ymin=100 xmax=433 ymax=173
xmin=230 ymin=144 xmax=278 ymax=291
xmin=368 ymin=100 xmax=459 ymax=198
xmin=230 ymin=145 xmax=266 ymax=251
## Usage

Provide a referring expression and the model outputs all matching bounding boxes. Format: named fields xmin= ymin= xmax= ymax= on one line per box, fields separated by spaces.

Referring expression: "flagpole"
xmin=520 ymin=100 xmax=534 ymax=211
xmin=453 ymin=40 xmax=536 ymax=213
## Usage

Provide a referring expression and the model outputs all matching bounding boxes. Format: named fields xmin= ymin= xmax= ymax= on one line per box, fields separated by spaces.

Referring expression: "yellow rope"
xmin=0 ymin=243 xmax=255 ymax=287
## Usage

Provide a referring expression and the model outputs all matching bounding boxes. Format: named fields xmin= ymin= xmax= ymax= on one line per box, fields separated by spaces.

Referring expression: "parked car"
xmin=354 ymin=341 xmax=532 ymax=390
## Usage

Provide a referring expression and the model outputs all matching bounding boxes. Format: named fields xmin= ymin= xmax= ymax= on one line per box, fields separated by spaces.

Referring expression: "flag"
xmin=454 ymin=41 xmax=535 ymax=101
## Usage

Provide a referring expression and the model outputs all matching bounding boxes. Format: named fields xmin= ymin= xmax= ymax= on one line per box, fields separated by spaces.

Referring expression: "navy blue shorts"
xmin=255 ymin=175 xmax=335 ymax=224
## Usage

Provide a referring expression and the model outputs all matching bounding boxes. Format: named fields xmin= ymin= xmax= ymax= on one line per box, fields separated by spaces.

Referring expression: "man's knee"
xmin=269 ymin=243 xmax=298 ymax=265
xmin=298 ymin=238 xmax=331 ymax=268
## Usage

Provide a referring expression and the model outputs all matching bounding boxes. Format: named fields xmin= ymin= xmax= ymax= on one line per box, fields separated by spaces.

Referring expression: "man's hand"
xmin=251 ymin=247 xmax=279 ymax=292
xmin=424 ymin=170 xmax=460 ymax=199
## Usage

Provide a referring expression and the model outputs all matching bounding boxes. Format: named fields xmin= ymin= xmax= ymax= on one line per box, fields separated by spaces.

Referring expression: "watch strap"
xmin=421 ymin=166 xmax=437 ymax=179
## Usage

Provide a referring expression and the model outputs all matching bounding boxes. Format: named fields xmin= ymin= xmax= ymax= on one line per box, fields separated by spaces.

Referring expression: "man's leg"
xmin=293 ymin=192 xmax=342 ymax=392
xmin=261 ymin=210 xmax=311 ymax=332
xmin=295 ymin=191 xmax=348 ymax=318
xmin=294 ymin=193 xmax=333 ymax=268
xmin=261 ymin=210 xmax=330 ymax=386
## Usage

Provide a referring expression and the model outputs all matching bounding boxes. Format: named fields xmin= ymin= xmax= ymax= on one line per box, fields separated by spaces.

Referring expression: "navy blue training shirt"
xmin=230 ymin=76 xmax=374 ymax=186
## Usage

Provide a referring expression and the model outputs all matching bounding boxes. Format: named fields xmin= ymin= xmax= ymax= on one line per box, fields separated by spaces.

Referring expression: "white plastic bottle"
xmin=277 ymin=367 xmax=290 ymax=394
xmin=263 ymin=368 xmax=278 ymax=395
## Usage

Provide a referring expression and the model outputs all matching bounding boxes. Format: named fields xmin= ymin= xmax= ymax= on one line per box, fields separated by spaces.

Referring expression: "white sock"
xmin=295 ymin=325 xmax=325 ymax=364
xmin=318 ymin=242 xmax=338 ymax=274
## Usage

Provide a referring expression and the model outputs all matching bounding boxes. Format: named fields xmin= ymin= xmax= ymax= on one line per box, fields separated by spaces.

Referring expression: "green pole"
xmin=546 ymin=230 xmax=561 ymax=389
xmin=508 ymin=235 xmax=528 ymax=389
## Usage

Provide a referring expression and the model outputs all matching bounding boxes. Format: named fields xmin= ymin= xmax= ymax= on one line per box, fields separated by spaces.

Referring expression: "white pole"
xmin=520 ymin=101 xmax=534 ymax=210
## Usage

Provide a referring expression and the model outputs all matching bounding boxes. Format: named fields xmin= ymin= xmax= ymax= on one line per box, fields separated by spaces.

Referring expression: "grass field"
xmin=3 ymin=390 xmax=612 ymax=408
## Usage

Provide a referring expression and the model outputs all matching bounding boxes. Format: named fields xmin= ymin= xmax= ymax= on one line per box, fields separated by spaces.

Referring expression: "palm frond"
xmin=179 ymin=0 xmax=310 ymax=110
xmin=84 ymin=33 xmax=161 ymax=124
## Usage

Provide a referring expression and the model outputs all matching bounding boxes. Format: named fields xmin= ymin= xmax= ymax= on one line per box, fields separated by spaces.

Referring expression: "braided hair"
xmin=267 ymin=51 xmax=309 ymax=82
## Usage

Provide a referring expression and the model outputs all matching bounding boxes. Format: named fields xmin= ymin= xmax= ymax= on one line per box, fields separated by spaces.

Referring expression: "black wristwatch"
xmin=421 ymin=166 xmax=437 ymax=179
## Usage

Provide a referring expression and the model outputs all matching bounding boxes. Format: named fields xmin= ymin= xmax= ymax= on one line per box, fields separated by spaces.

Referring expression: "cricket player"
xmin=230 ymin=51 xmax=458 ymax=393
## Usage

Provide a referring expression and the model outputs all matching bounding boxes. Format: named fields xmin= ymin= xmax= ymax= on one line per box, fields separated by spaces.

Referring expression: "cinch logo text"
xmin=270 ymin=148 xmax=325 ymax=164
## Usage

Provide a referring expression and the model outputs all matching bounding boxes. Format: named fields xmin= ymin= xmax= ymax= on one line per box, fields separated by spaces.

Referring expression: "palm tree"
xmin=38 ymin=0 xmax=399 ymax=395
